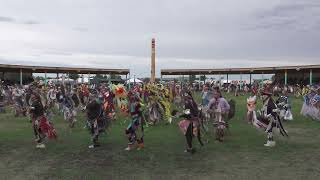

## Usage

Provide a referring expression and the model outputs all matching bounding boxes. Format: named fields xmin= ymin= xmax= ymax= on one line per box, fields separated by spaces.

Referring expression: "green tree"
xmin=69 ymin=73 xmax=80 ymax=80
xmin=200 ymin=75 xmax=206 ymax=81
xmin=95 ymin=74 xmax=104 ymax=79
xmin=110 ymin=74 xmax=122 ymax=80
xmin=35 ymin=76 xmax=45 ymax=81
xmin=189 ymin=75 xmax=196 ymax=82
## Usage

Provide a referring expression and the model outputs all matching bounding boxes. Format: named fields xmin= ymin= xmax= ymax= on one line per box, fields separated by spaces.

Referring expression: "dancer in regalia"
xmin=112 ymin=84 xmax=128 ymax=113
xmin=86 ymin=94 xmax=109 ymax=148
xmin=102 ymin=86 xmax=115 ymax=119
xmin=201 ymin=85 xmax=210 ymax=106
xmin=257 ymin=89 xmax=288 ymax=147
xmin=13 ymin=85 xmax=26 ymax=117
xmin=207 ymin=89 xmax=231 ymax=142
xmin=276 ymin=96 xmax=293 ymax=121
xmin=159 ymin=88 xmax=172 ymax=124
xmin=62 ymin=89 xmax=77 ymax=128
xmin=124 ymin=94 xmax=145 ymax=151
xmin=0 ymin=85 xmax=5 ymax=113
xmin=301 ymin=87 xmax=320 ymax=121
xmin=178 ymin=91 xmax=203 ymax=153
xmin=45 ymin=85 xmax=57 ymax=121
xmin=29 ymin=92 xmax=57 ymax=149
xmin=246 ymin=96 xmax=257 ymax=124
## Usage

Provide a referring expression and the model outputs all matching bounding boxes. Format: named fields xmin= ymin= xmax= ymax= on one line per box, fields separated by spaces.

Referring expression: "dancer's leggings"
xmin=186 ymin=124 xmax=193 ymax=149
xmin=33 ymin=125 xmax=43 ymax=143
xmin=266 ymin=122 xmax=276 ymax=141
xmin=90 ymin=121 xmax=99 ymax=145
xmin=185 ymin=123 xmax=204 ymax=149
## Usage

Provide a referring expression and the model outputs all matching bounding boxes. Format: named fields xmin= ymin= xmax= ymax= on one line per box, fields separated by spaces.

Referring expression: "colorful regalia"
xmin=101 ymin=87 xmax=115 ymax=120
xmin=45 ymin=86 xmax=57 ymax=121
xmin=173 ymin=85 xmax=183 ymax=108
xmin=62 ymin=92 xmax=77 ymax=128
xmin=46 ymin=87 xmax=57 ymax=109
xmin=178 ymin=92 xmax=203 ymax=154
xmin=276 ymin=96 xmax=293 ymax=121
xmin=201 ymin=86 xmax=210 ymax=106
xmin=13 ymin=86 xmax=27 ymax=117
xmin=247 ymin=96 xmax=268 ymax=130
xmin=79 ymin=84 xmax=90 ymax=109
xmin=0 ymin=89 xmax=5 ymax=113
xmin=247 ymin=96 xmax=257 ymax=124
xmin=86 ymin=97 xmax=109 ymax=148
xmin=159 ymin=90 xmax=172 ymax=124
xmin=112 ymin=84 xmax=128 ymax=113
xmin=254 ymin=90 xmax=288 ymax=147
xmin=124 ymin=95 xmax=144 ymax=151
xmin=29 ymin=93 xmax=57 ymax=149
xmin=301 ymin=88 xmax=320 ymax=121
xmin=147 ymin=94 xmax=164 ymax=125
xmin=207 ymin=90 xmax=231 ymax=142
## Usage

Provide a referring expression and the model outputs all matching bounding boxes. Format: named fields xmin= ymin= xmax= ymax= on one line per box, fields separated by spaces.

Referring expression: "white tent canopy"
xmin=77 ymin=77 xmax=89 ymax=83
xmin=126 ymin=78 xmax=143 ymax=83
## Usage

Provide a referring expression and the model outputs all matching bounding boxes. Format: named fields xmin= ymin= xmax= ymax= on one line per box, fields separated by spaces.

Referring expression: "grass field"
xmin=0 ymin=93 xmax=320 ymax=180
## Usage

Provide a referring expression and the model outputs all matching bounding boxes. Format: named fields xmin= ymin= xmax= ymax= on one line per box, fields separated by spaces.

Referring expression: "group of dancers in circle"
xmin=0 ymin=80 xmax=319 ymax=153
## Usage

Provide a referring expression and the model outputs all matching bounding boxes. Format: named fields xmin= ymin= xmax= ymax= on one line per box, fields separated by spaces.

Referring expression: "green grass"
xmin=0 ymin=94 xmax=320 ymax=180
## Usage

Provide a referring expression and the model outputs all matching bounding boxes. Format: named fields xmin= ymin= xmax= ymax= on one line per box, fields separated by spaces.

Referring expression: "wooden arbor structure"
xmin=0 ymin=64 xmax=130 ymax=85
xmin=161 ymin=64 xmax=320 ymax=85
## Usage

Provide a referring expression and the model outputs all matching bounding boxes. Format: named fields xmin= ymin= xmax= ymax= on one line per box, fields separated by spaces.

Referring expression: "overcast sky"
xmin=0 ymin=0 xmax=319 ymax=77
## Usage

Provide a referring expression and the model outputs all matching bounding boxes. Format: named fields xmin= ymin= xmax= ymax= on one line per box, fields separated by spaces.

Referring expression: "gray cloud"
xmin=256 ymin=2 xmax=320 ymax=19
xmin=249 ymin=1 xmax=320 ymax=31
xmin=0 ymin=15 xmax=40 ymax=25
xmin=72 ymin=27 xmax=89 ymax=32
xmin=0 ymin=16 xmax=15 ymax=22
xmin=23 ymin=20 xmax=40 ymax=25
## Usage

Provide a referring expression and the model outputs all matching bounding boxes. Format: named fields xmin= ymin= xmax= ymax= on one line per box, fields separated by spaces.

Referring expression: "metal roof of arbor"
xmin=0 ymin=64 xmax=130 ymax=75
xmin=161 ymin=64 xmax=320 ymax=75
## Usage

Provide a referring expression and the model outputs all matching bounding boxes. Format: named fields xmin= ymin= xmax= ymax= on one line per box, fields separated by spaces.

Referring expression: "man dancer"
xmin=86 ymin=94 xmax=108 ymax=149
xmin=124 ymin=94 xmax=144 ymax=151
xmin=259 ymin=90 xmax=288 ymax=147
xmin=29 ymin=92 xmax=57 ymax=149
xmin=178 ymin=91 xmax=203 ymax=153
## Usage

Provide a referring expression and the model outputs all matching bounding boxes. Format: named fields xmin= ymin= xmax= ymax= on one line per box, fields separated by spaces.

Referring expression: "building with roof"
xmin=0 ymin=64 xmax=130 ymax=85
xmin=161 ymin=64 xmax=320 ymax=85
